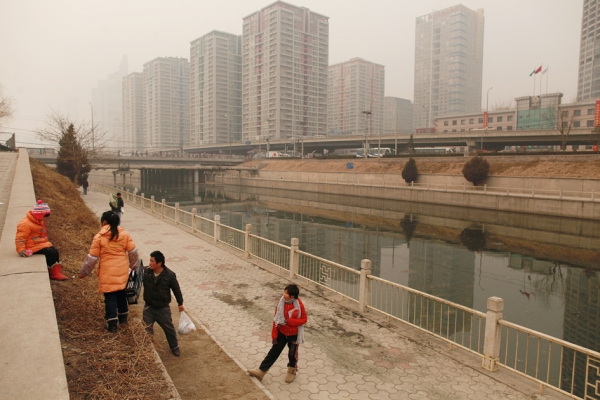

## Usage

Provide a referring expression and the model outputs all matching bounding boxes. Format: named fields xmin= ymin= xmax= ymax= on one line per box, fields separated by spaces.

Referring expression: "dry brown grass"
xmin=29 ymin=158 xmax=172 ymax=399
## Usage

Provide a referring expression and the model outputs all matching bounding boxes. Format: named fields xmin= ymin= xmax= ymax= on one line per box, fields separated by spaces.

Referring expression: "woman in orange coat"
xmin=78 ymin=211 xmax=138 ymax=333
xmin=15 ymin=200 xmax=68 ymax=280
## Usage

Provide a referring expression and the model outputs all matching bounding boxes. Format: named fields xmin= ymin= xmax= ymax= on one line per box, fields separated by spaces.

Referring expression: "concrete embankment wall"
xmin=222 ymin=172 xmax=600 ymax=220
xmin=0 ymin=149 xmax=69 ymax=399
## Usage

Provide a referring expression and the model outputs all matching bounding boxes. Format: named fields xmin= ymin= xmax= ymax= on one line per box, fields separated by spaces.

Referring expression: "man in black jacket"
xmin=142 ymin=250 xmax=185 ymax=356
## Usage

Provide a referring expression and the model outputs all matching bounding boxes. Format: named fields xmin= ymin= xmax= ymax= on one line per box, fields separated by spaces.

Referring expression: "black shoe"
xmin=105 ymin=319 xmax=118 ymax=334
xmin=171 ymin=347 xmax=181 ymax=357
xmin=118 ymin=313 xmax=128 ymax=324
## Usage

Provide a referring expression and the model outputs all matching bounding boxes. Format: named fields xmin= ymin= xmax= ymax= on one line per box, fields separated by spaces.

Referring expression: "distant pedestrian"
xmin=78 ymin=211 xmax=139 ymax=333
xmin=142 ymin=250 xmax=185 ymax=356
xmin=109 ymin=192 xmax=124 ymax=223
xmin=82 ymin=179 xmax=89 ymax=195
xmin=248 ymin=284 xmax=307 ymax=383
xmin=15 ymin=200 xmax=68 ymax=280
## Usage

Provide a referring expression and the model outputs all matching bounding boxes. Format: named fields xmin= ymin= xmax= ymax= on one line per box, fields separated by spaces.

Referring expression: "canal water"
xmin=130 ymin=182 xmax=600 ymax=356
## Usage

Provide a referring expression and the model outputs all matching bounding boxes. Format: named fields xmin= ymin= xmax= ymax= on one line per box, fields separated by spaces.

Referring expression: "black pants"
xmin=143 ymin=305 xmax=179 ymax=350
xmin=104 ymin=290 xmax=128 ymax=321
xmin=259 ymin=330 xmax=298 ymax=371
xmin=34 ymin=246 xmax=60 ymax=268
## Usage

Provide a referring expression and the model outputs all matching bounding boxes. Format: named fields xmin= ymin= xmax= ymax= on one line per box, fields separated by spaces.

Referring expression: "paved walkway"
xmin=83 ymin=190 xmax=564 ymax=400
xmin=0 ymin=152 xmax=18 ymax=241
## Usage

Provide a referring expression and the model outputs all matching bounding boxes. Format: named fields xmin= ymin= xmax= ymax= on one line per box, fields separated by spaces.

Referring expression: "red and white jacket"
xmin=272 ymin=298 xmax=307 ymax=340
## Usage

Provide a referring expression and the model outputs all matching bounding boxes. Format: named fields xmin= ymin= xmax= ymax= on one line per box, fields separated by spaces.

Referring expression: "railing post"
xmin=411 ymin=181 xmax=414 ymax=189
xmin=214 ymin=215 xmax=220 ymax=243
xmin=593 ymin=190 xmax=595 ymax=201
xmin=506 ymin=187 xmax=510 ymax=195
xmin=175 ymin=203 xmax=180 ymax=224
xmin=445 ymin=183 xmax=448 ymax=192
xmin=161 ymin=199 xmax=165 ymax=219
xmin=141 ymin=193 xmax=145 ymax=209
xmin=245 ymin=224 xmax=252 ymax=258
xmin=482 ymin=296 xmax=504 ymax=372
xmin=484 ymin=184 xmax=487 ymax=194
xmin=428 ymin=182 xmax=430 ymax=190
xmin=191 ymin=208 xmax=197 ymax=233
xmin=151 ymin=195 xmax=155 ymax=213
xmin=560 ymin=189 xmax=562 ymax=199
xmin=359 ymin=259 xmax=372 ymax=313
xmin=532 ymin=187 xmax=535 ymax=198
xmin=289 ymin=238 xmax=299 ymax=278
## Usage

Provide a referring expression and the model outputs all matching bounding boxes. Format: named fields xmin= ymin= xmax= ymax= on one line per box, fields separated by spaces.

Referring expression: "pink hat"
xmin=31 ymin=199 xmax=51 ymax=218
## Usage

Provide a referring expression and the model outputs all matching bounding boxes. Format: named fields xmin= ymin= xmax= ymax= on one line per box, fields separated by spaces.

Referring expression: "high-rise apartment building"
xmin=577 ymin=0 xmax=600 ymax=101
xmin=190 ymin=31 xmax=242 ymax=146
xmin=327 ymin=58 xmax=385 ymax=136
xmin=142 ymin=57 xmax=190 ymax=150
xmin=122 ymin=72 xmax=144 ymax=151
xmin=384 ymin=97 xmax=413 ymax=134
xmin=242 ymin=1 xmax=329 ymax=142
xmin=92 ymin=55 xmax=128 ymax=149
xmin=413 ymin=5 xmax=484 ymax=132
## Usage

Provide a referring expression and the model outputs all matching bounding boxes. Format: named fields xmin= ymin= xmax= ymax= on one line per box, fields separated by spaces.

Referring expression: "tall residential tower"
xmin=190 ymin=31 xmax=242 ymax=146
xmin=142 ymin=57 xmax=190 ymax=150
xmin=384 ymin=97 xmax=413 ymax=134
xmin=122 ymin=72 xmax=144 ymax=151
xmin=327 ymin=58 xmax=385 ymax=137
xmin=242 ymin=1 xmax=329 ymax=142
xmin=577 ymin=0 xmax=600 ymax=101
xmin=413 ymin=5 xmax=484 ymax=132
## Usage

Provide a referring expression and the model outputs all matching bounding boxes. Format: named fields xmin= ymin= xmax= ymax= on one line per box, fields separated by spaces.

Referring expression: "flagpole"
xmin=533 ymin=70 xmax=536 ymax=97
xmin=539 ymin=63 xmax=542 ymax=96
xmin=546 ymin=65 xmax=549 ymax=94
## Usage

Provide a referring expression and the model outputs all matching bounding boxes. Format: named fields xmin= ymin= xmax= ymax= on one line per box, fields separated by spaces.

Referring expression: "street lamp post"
xmin=362 ymin=110 xmax=372 ymax=156
xmin=483 ymin=87 xmax=493 ymax=152
xmin=88 ymin=101 xmax=95 ymax=152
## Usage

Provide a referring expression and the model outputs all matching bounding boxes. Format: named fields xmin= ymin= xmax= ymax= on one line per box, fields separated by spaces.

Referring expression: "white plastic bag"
xmin=178 ymin=311 xmax=196 ymax=335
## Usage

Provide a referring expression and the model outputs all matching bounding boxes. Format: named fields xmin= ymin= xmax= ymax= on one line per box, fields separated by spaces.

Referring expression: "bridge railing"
xmin=92 ymin=181 xmax=600 ymax=399
xmin=222 ymin=174 xmax=600 ymax=203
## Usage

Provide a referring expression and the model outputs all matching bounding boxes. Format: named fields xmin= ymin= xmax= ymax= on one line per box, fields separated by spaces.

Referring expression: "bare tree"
xmin=0 ymin=84 xmax=14 ymax=126
xmin=36 ymin=109 xmax=107 ymax=154
xmin=554 ymin=108 xmax=577 ymax=151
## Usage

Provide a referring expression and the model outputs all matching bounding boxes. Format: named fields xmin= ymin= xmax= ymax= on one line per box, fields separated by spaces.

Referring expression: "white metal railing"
xmin=368 ymin=275 xmax=486 ymax=356
xmin=496 ymin=319 xmax=600 ymax=399
xmin=296 ymin=250 xmax=360 ymax=301
xmin=91 ymin=181 xmax=600 ymax=399
xmin=220 ymin=175 xmax=600 ymax=203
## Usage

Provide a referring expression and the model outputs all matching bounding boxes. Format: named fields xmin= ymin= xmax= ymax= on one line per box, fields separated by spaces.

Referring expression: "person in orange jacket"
xmin=78 ymin=211 xmax=139 ymax=333
xmin=248 ymin=284 xmax=307 ymax=384
xmin=15 ymin=199 xmax=68 ymax=280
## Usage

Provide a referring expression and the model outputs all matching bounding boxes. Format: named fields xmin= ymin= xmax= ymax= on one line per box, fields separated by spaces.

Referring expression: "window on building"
xmin=588 ymin=108 xmax=595 ymax=115
xmin=452 ymin=120 xmax=457 ymax=125
xmin=478 ymin=118 xmax=484 ymax=123
xmin=496 ymin=126 xmax=502 ymax=131
xmin=452 ymin=129 xmax=457 ymax=132
xmin=461 ymin=119 xmax=466 ymax=125
xmin=574 ymin=121 xmax=581 ymax=128
xmin=443 ymin=130 xmax=448 ymax=133
xmin=574 ymin=109 xmax=582 ymax=116
xmin=507 ymin=115 xmax=513 ymax=121
xmin=563 ymin=122 xmax=569 ymax=128
xmin=588 ymin=120 xmax=595 ymax=127
xmin=562 ymin=111 xmax=569 ymax=118
xmin=444 ymin=121 xmax=448 ymax=126
xmin=507 ymin=126 xmax=513 ymax=130
xmin=461 ymin=129 xmax=465 ymax=132
xmin=497 ymin=116 xmax=503 ymax=122
xmin=469 ymin=119 xmax=474 ymax=124
xmin=488 ymin=117 xmax=494 ymax=123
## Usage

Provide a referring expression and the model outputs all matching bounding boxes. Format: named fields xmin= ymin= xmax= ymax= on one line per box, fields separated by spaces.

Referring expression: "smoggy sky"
xmin=0 ymin=0 xmax=583 ymax=146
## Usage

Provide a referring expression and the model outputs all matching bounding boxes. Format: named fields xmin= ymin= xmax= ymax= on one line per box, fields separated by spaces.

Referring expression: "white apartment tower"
xmin=327 ymin=58 xmax=385 ymax=136
xmin=413 ymin=5 xmax=484 ymax=131
xmin=384 ymin=97 xmax=414 ymax=134
xmin=577 ymin=0 xmax=600 ymax=101
xmin=190 ymin=31 xmax=242 ymax=146
xmin=142 ymin=57 xmax=190 ymax=150
xmin=122 ymin=72 xmax=144 ymax=151
xmin=242 ymin=1 xmax=329 ymax=142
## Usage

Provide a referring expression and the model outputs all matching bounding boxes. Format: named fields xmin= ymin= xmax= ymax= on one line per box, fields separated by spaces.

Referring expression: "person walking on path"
xmin=142 ymin=250 xmax=185 ymax=356
xmin=248 ymin=284 xmax=307 ymax=384
xmin=15 ymin=199 xmax=69 ymax=280
xmin=82 ymin=179 xmax=89 ymax=195
xmin=109 ymin=192 xmax=124 ymax=223
xmin=78 ymin=211 xmax=139 ymax=333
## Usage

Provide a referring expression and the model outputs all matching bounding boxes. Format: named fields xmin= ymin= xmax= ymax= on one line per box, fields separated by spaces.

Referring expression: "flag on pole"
xmin=541 ymin=66 xmax=548 ymax=75
xmin=529 ymin=65 xmax=542 ymax=76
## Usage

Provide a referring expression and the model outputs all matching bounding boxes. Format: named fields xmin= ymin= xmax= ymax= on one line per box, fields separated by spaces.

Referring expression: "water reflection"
xmin=133 ymin=182 xmax=600 ymax=354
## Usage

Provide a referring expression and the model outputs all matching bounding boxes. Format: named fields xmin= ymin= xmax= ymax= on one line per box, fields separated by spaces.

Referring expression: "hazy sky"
xmin=0 ymin=0 xmax=583 ymax=146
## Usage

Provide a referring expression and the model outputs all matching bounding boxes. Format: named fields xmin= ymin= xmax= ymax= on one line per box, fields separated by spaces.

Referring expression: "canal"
xmin=132 ymin=181 xmax=600 ymax=356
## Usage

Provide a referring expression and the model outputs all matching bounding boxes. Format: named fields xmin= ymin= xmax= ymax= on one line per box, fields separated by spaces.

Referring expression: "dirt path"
xmin=148 ymin=300 xmax=270 ymax=400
